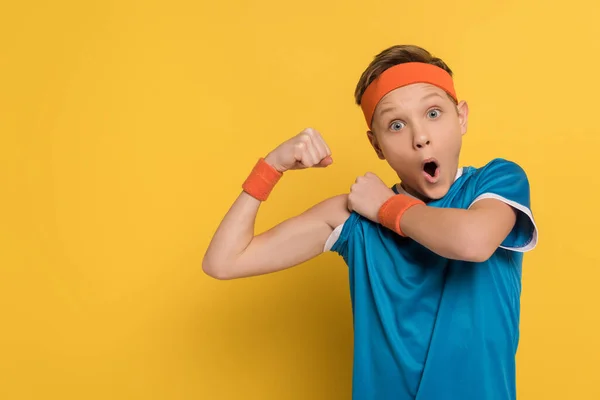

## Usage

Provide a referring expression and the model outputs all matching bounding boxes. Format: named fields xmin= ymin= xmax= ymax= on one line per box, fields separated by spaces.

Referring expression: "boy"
xmin=203 ymin=45 xmax=538 ymax=399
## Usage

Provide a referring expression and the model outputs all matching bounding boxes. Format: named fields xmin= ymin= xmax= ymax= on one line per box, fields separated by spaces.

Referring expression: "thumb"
xmin=315 ymin=155 xmax=333 ymax=168
xmin=346 ymin=195 xmax=353 ymax=212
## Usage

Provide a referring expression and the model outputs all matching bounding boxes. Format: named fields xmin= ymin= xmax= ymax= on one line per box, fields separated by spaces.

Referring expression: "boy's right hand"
xmin=264 ymin=128 xmax=333 ymax=173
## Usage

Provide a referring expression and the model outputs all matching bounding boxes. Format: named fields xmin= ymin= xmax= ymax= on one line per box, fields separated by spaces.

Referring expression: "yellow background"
xmin=2 ymin=0 xmax=599 ymax=399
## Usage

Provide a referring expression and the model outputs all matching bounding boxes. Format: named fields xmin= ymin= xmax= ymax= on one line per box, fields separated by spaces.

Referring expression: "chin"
xmin=419 ymin=183 xmax=451 ymax=202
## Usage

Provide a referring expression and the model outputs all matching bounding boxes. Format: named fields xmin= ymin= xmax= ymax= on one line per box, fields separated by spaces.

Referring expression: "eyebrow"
xmin=377 ymin=106 xmax=397 ymax=119
xmin=377 ymin=92 xmax=446 ymax=119
xmin=420 ymin=92 xmax=445 ymax=102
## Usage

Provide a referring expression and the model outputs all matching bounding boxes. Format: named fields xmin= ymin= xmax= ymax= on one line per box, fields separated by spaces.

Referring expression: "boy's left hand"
xmin=348 ymin=172 xmax=396 ymax=223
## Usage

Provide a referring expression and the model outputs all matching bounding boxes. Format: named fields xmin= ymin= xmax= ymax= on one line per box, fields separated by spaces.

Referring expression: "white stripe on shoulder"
xmin=469 ymin=193 xmax=538 ymax=252
xmin=323 ymin=223 xmax=344 ymax=252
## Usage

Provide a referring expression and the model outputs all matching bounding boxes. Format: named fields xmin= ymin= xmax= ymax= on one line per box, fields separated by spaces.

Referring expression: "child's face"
xmin=367 ymin=83 xmax=469 ymax=201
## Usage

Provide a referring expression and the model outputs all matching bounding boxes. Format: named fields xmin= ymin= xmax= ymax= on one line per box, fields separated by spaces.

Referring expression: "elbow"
xmin=456 ymin=234 xmax=496 ymax=263
xmin=202 ymin=256 xmax=236 ymax=280
xmin=460 ymin=245 xmax=493 ymax=263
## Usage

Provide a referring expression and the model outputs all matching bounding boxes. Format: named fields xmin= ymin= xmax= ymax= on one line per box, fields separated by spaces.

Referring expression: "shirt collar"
xmin=395 ymin=167 xmax=464 ymax=197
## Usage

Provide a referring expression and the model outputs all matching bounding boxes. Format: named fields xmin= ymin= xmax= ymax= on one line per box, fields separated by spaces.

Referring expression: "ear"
xmin=366 ymin=130 xmax=385 ymax=160
xmin=457 ymin=100 xmax=469 ymax=135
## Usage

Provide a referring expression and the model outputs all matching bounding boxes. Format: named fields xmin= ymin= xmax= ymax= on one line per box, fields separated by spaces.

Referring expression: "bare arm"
xmin=346 ymin=172 xmax=518 ymax=263
xmin=400 ymin=198 xmax=517 ymax=262
xmin=202 ymin=127 xmax=349 ymax=280
xmin=202 ymin=192 xmax=349 ymax=280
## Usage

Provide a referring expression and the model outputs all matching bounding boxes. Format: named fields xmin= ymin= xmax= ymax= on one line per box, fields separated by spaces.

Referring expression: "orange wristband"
xmin=378 ymin=194 xmax=425 ymax=237
xmin=242 ymin=158 xmax=283 ymax=201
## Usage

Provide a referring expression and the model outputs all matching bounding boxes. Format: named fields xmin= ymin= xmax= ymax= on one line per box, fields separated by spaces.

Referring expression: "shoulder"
xmin=454 ymin=157 xmax=532 ymax=207
xmin=476 ymin=157 xmax=525 ymax=172
xmin=464 ymin=158 xmax=529 ymax=189
xmin=475 ymin=158 xmax=528 ymax=177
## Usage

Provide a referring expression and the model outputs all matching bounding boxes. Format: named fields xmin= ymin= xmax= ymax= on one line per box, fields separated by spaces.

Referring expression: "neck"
xmin=398 ymin=183 xmax=432 ymax=203
xmin=396 ymin=166 xmax=462 ymax=203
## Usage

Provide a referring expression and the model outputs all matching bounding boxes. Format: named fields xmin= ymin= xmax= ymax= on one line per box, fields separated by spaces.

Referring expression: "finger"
xmin=322 ymin=137 xmax=332 ymax=157
xmin=309 ymin=134 xmax=332 ymax=169
xmin=314 ymin=133 xmax=332 ymax=158
xmin=310 ymin=132 xmax=329 ymax=161
xmin=301 ymin=129 xmax=331 ymax=167
xmin=295 ymin=134 xmax=315 ymax=167
xmin=294 ymin=142 xmax=309 ymax=168
xmin=303 ymin=135 xmax=321 ymax=166
xmin=310 ymin=136 xmax=332 ymax=167
xmin=315 ymin=155 xmax=333 ymax=167
xmin=300 ymin=151 xmax=314 ymax=169
xmin=304 ymin=128 xmax=330 ymax=163
xmin=346 ymin=194 xmax=354 ymax=211
xmin=365 ymin=172 xmax=380 ymax=181
xmin=301 ymin=142 xmax=322 ymax=168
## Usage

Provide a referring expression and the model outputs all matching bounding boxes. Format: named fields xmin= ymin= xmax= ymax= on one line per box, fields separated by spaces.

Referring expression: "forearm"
xmin=400 ymin=204 xmax=494 ymax=262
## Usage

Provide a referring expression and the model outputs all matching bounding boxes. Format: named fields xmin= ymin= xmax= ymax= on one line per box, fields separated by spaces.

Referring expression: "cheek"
xmin=381 ymin=139 xmax=414 ymax=171
xmin=442 ymin=131 xmax=463 ymax=159
xmin=380 ymin=135 xmax=409 ymax=158
xmin=438 ymin=122 xmax=462 ymax=145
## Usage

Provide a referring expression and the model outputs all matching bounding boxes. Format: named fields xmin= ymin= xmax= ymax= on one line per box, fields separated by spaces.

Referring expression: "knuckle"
xmin=302 ymin=154 xmax=314 ymax=164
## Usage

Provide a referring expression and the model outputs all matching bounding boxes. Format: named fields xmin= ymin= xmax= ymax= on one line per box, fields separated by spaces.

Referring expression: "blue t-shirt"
xmin=328 ymin=158 xmax=537 ymax=400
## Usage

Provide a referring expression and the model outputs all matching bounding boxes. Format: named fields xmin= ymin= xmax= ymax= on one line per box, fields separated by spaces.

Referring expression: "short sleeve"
xmin=468 ymin=158 xmax=538 ymax=252
xmin=326 ymin=212 xmax=361 ymax=258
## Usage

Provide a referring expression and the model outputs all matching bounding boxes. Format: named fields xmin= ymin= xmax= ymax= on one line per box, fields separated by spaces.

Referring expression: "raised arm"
xmin=202 ymin=128 xmax=350 ymax=279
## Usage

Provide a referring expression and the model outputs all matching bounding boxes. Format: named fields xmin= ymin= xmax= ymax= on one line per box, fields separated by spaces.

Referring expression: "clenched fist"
xmin=348 ymin=172 xmax=396 ymax=223
xmin=264 ymin=128 xmax=333 ymax=173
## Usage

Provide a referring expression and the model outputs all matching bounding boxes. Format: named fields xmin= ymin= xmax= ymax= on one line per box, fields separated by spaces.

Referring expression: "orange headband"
xmin=360 ymin=62 xmax=458 ymax=129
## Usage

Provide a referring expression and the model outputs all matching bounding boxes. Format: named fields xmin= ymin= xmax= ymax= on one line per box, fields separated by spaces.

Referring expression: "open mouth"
xmin=422 ymin=159 xmax=440 ymax=181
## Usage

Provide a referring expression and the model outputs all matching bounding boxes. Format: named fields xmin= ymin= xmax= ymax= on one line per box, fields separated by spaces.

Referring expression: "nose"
xmin=413 ymin=130 xmax=431 ymax=150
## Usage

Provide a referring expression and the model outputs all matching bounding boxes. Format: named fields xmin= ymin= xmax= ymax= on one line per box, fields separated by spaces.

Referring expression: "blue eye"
xmin=390 ymin=121 xmax=405 ymax=131
xmin=428 ymin=109 xmax=441 ymax=119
